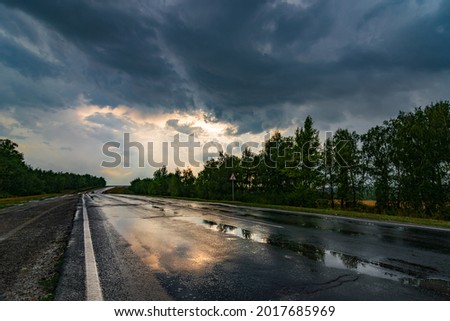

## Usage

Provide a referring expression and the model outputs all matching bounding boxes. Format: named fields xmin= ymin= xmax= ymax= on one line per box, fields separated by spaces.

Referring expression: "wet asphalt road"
xmin=58 ymin=192 xmax=450 ymax=300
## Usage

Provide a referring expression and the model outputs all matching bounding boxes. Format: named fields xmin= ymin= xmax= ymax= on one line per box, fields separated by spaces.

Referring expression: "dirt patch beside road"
xmin=0 ymin=195 xmax=79 ymax=300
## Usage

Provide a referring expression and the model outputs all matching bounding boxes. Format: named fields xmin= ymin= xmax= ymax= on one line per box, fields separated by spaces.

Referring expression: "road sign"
xmin=229 ymin=173 xmax=236 ymax=201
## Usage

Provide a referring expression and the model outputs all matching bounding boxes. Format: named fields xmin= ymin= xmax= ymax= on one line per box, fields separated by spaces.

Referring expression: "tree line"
xmin=130 ymin=101 xmax=449 ymax=219
xmin=0 ymin=139 xmax=106 ymax=197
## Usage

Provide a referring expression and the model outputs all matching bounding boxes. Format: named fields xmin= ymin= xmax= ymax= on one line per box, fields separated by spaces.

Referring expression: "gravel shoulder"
xmin=0 ymin=195 xmax=79 ymax=300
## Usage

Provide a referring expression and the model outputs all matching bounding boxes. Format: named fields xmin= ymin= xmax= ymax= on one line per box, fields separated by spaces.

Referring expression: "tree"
xmin=333 ymin=129 xmax=361 ymax=208
xmin=294 ymin=116 xmax=321 ymax=185
xmin=390 ymin=102 xmax=450 ymax=216
xmin=360 ymin=101 xmax=449 ymax=218
xmin=0 ymin=139 xmax=31 ymax=196
xmin=181 ymin=168 xmax=195 ymax=197
xmin=151 ymin=165 xmax=169 ymax=195
xmin=168 ymin=168 xmax=183 ymax=197
xmin=258 ymin=131 xmax=293 ymax=203
xmin=361 ymin=125 xmax=394 ymax=212
xmin=287 ymin=115 xmax=322 ymax=207
xmin=195 ymin=154 xmax=232 ymax=200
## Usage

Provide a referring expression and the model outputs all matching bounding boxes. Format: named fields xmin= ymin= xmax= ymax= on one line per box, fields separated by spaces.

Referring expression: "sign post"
xmin=229 ymin=173 xmax=236 ymax=201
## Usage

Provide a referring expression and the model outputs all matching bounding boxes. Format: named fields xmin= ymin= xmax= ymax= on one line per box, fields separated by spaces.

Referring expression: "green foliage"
xmin=361 ymin=101 xmax=450 ymax=218
xmin=130 ymin=166 xmax=198 ymax=198
xmin=332 ymin=129 xmax=361 ymax=208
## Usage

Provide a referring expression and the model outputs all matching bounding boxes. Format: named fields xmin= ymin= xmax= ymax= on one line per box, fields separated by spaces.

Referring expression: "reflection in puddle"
xmin=177 ymin=215 xmax=449 ymax=296
xmin=202 ymin=219 xmax=268 ymax=243
xmin=129 ymin=233 xmax=217 ymax=274
xmin=102 ymin=208 xmax=221 ymax=274
xmin=266 ymin=236 xmax=325 ymax=262
xmin=402 ymin=278 xmax=450 ymax=296
xmin=323 ymin=251 xmax=405 ymax=281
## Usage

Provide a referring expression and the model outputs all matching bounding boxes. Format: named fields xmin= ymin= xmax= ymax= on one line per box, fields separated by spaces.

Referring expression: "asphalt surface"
xmin=0 ymin=195 xmax=78 ymax=300
xmin=56 ymin=192 xmax=450 ymax=300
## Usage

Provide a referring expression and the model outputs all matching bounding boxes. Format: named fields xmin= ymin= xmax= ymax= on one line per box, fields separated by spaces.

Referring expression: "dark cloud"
xmin=0 ymin=0 xmax=449 ymax=133
xmin=85 ymin=112 xmax=129 ymax=129
xmin=0 ymin=0 xmax=194 ymax=109
xmin=166 ymin=119 xmax=204 ymax=135
xmin=0 ymin=38 xmax=59 ymax=79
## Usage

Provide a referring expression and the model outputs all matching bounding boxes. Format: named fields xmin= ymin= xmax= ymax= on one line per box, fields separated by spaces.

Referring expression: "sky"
xmin=0 ymin=0 xmax=449 ymax=184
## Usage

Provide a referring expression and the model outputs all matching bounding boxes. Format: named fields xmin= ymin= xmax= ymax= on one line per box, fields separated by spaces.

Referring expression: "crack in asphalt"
xmin=142 ymin=215 xmax=169 ymax=219
xmin=306 ymin=274 xmax=360 ymax=294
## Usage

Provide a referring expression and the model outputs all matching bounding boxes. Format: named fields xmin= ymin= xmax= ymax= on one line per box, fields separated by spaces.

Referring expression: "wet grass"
xmin=0 ymin=194 xmax=61 ymax=209
xmin=104 ymin=186 xmax=133 ymax=194
xmin=39 ymin=275 xmax=58 ymax=301
xmin=39 ymin=256 xmax=65 ymax=301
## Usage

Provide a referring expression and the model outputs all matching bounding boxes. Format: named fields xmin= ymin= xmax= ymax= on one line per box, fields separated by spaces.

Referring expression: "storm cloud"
xmin=1 ymin=0 xmax=449 ymax=133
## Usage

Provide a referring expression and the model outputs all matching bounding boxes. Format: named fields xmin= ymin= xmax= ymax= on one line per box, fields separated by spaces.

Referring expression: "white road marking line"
xmin=82 ymin=194 xmax=103 ymax=301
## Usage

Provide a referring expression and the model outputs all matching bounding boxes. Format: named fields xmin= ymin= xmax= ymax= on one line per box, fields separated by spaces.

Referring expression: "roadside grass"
xmin=108 ymin=188 xmax=450 ymax=229
xmin=216 ymin=201 xmax=450 ymax=229
xmin=0 ymin=194 xmax=61 ymax=209
xmin=104 ymin=186 xmax=132 ymax=194
xmin=39 ymin=248 xmax=66 ymax=301
xmin=0 ymin=186 xmax=104 ymax=209
xmin=39 ymin=270 xmax=59 ymax=301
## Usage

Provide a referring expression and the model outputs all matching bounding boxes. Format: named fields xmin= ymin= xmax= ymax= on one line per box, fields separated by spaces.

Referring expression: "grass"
xmin=39 ymin=253 xmax=66 ymax=301
xmin=104 ymin=186 xmax=133 ymax=194
xmin=109 ymin=188 xmax=450 ymax=229
xmin=39 ymin=274 xmax=59 ymax=301
xmin=217 ymin=201 xmax=450 ymax=229
xmin=0 ymin=194 xmax=61 ymax=209
xmin=0 ymin=186 xmax=104 ymax=209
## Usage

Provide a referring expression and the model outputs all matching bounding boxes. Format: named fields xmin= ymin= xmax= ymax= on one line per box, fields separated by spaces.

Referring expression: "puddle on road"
xmin=175 ymin=215 xmax=449 ymax=296
xmin=401 ymin=278 xmax=450 ymax=297
xmin=88 ymin=195 xmax=181 ymax=217
xmin=200 ymin=219 xmax=268 ymax=244
xmin=191 ymin=205 xmax=372 ymax=237
xmin=105 ymin=214 xmax=222 ymax=274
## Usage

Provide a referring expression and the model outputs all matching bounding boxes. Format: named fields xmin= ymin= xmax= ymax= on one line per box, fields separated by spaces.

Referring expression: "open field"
xmin=360 ymin=200 xmax=376 ymax=207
